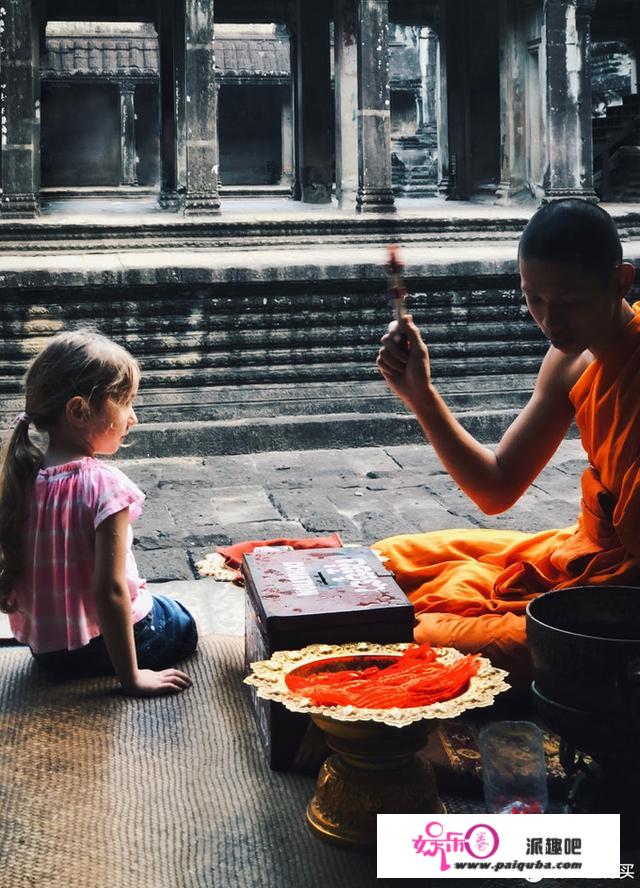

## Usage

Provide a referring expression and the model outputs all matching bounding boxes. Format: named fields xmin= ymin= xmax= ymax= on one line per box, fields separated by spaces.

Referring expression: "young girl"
xmin=0 ymin=330 xmax=197 ymax=697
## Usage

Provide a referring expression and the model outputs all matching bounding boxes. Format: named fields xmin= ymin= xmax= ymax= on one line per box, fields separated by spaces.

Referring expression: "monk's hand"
xmin=376 ymin=314 xmax=431 ymax=408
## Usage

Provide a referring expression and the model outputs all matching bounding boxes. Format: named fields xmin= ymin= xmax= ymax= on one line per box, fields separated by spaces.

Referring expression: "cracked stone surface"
xmin=118 ymin=439 xmax=588 ymax=583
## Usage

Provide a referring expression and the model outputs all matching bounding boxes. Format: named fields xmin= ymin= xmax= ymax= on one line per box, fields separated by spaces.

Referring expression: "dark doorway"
xmin=41 ymin=82 xmax=121 ymax=186
xmin=218 ymin=84 xmax=283 ymax=185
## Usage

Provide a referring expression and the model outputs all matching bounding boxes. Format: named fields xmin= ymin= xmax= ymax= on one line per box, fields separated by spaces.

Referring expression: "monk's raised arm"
xmin=378 ymin=317 xmax=580 ymax=514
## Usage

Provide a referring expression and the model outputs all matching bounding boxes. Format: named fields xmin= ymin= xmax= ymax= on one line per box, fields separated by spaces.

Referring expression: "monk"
xmin=375 ymin=199 xmax=640 ymax=686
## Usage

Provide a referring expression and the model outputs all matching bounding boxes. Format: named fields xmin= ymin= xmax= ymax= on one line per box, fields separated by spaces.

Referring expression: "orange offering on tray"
xmin=285 ymin=643 xmax=480 ymax=709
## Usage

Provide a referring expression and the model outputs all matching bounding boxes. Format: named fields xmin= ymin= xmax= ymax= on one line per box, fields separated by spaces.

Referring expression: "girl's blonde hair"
xmin=0 ymin=330 xmax=140 ymax=613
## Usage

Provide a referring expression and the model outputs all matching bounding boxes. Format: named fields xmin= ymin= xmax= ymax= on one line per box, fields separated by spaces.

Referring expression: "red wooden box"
xmin=243 ymin=546 xmax=414 ymax=770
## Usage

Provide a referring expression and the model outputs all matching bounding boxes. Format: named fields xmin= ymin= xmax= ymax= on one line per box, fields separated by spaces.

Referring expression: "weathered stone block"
xmin=2 ymin=147 xmax=37 ymax=194
xmin=353 ymin=509 xmax=417 ymax=542
xmin=224 ymin=519 xmax=306 ymax=543
xmin=185 ymin=0 xmax=214 ymax=46
xmin=135 ymin=547 xmax=194 ymax=582
xmin=213 ymin=486 xmax=282 ymax=525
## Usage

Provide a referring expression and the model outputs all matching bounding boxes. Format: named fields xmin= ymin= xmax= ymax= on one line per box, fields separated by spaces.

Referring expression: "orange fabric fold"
xmin=374 ymin=303 xmax=640 ymax=686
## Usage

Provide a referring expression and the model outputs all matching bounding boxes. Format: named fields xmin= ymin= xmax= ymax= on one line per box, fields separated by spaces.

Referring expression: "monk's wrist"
xmin=408 ymin=382 xmax=439 ymax=417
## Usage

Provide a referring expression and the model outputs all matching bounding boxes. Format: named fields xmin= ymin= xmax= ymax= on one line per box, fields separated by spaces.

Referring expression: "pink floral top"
xmin=9 ymin=457 xmax=152 ymax=654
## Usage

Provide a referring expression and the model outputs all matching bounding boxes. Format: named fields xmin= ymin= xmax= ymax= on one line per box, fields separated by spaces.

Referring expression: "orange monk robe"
xmin=374 ymin=303 xmax=640 ymax=684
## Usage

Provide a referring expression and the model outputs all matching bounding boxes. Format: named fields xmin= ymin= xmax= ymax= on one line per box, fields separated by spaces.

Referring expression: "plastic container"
xmin=479 ymin=720 xmax=548 ymax=814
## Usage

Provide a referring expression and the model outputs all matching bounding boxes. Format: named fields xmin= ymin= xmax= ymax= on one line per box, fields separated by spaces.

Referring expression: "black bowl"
xmin=526 ymin=586 xmax=640 ymax=717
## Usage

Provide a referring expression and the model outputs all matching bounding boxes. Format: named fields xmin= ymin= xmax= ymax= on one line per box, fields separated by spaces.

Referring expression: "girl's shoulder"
xmin=38 ymin=456 xmax=129 ymax=483
xmin=38 ymin=457 xmax=144 ymax=526
xmin=38 ymin=456 xmax=142 ymax=498
xmin=38 ymin=455 xmax=98 ymax=479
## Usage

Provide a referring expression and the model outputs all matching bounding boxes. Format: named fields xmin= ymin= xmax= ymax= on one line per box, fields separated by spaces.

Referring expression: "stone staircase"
xmin=0 ymin=268 xmax=546 ymax=455
xmin=2 ymin=209 xmax=638 ymax=458
xmin=593 ymin=92 xmax=640 ymax=200
xmin=391 ymin=137 xmax=438 ymax=198
xmin=395 ymin=161 xmax=438 ymax=198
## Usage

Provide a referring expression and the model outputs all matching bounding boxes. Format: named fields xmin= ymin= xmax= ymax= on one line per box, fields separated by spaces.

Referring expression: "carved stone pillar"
xmin=120 ymin=83 xmax=138 ymax=186
xmin=335 ymin=0 xmax=358 ymax=209
xmin=183 ymin=0 xmax=220 ymax=215
xmin=356 ymin=0 xmax=395 ymax=213
xmin=1 ymin=0 xmax=40 ymax=217
xmin=280 ymin=85 xmax=293 ymax=188
xmin=288 ymin=23 xmax=301 ymax=200
xmin=435 ymin=19 xmax=450 ymax=196
xmin=415 ymin=91 xmax=424 ymax=132
xmin=542 ymin=0 xmax=598 ymax=202
xmin=418 ymin=27 xmax=438 ymax=148
xmin=496 ymin=0 xmax=526 ymax=202
xmin=633 ymin=4 xmax=640 ymax=94
xmin=159 ymin=0 xmax=180 ymax=209
xmin=295 ymin=0 xmax=333 ymax=203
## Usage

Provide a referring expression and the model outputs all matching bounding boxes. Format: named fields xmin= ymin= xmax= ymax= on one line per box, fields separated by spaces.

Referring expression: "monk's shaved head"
xmin=518 ymin=199 xmax=623 ymax=285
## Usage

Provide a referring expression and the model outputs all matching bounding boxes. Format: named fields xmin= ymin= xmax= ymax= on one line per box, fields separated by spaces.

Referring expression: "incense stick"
xmin=386 ymin=245 xmax=407 ymax=322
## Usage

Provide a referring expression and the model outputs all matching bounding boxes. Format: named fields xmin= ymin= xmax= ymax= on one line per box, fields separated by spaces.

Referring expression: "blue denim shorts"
xmin=32 ymin=594 xmax=198 ymax=678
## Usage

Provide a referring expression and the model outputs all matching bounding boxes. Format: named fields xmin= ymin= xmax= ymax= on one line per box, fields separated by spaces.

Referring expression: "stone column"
xmin=295 ymin=0 xmax=333 ymax=203
xmin=435 ymin=21 xmax=450 ymax=195
xmin=1 ymin=0 xmax=41 ymax=217
xmin=496 ymin=0 xmax=526 ymax=202
xmin=334 ymin=0 xmax=358 ymax=209
xmin=159 ymin=0 xmax=179 ymax=208
xmin=542 ymin=0 xmax=598 ymax=202
xmin=356 ymin=0 xmax=395 ymax=213
xmin=280 ymin=85 xmax=293 ymax=188
xmin=288 ymin=24 xmax=301 ymax=200
xmin=120 ymin=83 xmax=138 ymax=186
xmin=633 ymin=4 xmax=640 ymax=95
xmin=418 ymin=27 xmax=438 ymax=148
xmin=415 ymin=91 xmax=424 ymax=132
xmin=183 ymin=0 xmax=220 ymax=215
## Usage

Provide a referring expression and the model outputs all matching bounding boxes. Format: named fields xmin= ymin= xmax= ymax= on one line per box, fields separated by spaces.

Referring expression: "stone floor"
xmin=0 ymin=436 xmax=588 ymax=642
xmin=32 ymin=192 xmax=639 ymax=220
xmin=109 ymin=437 xmax=587 ymax=638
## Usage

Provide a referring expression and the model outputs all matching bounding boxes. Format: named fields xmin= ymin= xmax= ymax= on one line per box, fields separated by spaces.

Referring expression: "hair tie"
xmin=14 ymin=412 xmax=31 ymax=428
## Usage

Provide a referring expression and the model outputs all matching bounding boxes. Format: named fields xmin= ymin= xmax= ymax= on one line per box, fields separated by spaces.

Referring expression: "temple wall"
xmin=0 ymin=266 xmax=550 ymax=452
xmin=0 ymin=277 xmax=543 ymax=393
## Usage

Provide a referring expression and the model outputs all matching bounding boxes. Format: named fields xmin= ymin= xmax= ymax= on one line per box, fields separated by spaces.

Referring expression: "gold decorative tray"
xmin=245 ymin=640 xmax=510 ymax=728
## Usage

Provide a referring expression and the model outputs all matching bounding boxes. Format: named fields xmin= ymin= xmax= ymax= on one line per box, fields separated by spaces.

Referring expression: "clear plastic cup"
xmin=479 ymin=721 xmax=548 ymax=814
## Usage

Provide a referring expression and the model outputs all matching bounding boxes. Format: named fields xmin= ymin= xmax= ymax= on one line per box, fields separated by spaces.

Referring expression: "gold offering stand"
xmin=245 ymin=641 xmax=510 ymax=850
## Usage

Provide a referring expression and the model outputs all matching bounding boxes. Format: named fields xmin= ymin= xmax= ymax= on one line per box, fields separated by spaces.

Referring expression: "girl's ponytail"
xmin=0 ymin=417 xmax=44 ymax=613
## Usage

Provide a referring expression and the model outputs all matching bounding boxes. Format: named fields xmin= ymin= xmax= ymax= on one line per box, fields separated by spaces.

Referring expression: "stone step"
xmin=395 ymin=189 xmax=439 ymax=199
xmin=0 ymin=228 xmax=525 ymax=254
xmin=602 ymin=145 xmax=640 ymax=198
xmin=108 ymin=407 xmax=561 ymax=458
xmin=0 ymin=319 xmax=543 ymax=357
xmin=406 ymin=170 xmax=436 ymax=181
xmin=0 ymin=242 xmax=586 ymax=457
xmin=0 ymin=376 xmax=537 ymax=427
xmin=0 ymin=350 xmax=545 ymax=395
xmin=0 ymin=213 xmax=530 ymax=254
